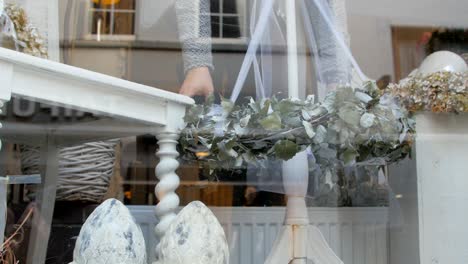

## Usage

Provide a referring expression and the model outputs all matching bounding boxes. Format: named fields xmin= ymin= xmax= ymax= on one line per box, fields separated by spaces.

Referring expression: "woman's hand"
xmin=179 ymin=67 xmax=214 ymax=97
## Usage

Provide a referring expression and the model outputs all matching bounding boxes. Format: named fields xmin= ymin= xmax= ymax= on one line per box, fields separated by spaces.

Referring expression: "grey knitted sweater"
xmin=175 ymin=0 xmax=214 ymax=74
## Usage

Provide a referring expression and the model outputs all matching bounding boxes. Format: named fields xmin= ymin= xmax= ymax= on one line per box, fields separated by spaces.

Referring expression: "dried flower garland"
xmin=3 ymin=3 xmax=47 ymax=58
xmin=387 ymin=71 xmax=468 ymax=113
xmin=180 ymin=82 xmax=414 ymax=176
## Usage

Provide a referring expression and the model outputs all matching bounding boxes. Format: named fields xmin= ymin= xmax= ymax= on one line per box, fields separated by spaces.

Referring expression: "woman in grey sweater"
xmin=176 ymin=0 xmax=214 ymax=97
xmin=175 ymin=0 xmax=350 ymax=98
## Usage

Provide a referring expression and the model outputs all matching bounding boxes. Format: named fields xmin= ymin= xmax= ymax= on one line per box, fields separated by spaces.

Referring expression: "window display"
xmin=0 ymin=0 xmax=467 ymax=264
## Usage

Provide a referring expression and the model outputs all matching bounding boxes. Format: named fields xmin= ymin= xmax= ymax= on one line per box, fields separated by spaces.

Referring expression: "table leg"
xmin=27 ymin=136 xmax=59 ymax=264
xmin=154 ymin=131 xmax=180 ymax=255
xmin=0 ymin=178 xmax=6 ymax=250
xmin=0 ymin=100 xmax=6 ymax=248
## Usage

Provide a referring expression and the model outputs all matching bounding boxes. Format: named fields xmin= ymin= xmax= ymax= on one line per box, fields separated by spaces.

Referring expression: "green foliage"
xmin=180 ymin=82 xmax=415 ymax=176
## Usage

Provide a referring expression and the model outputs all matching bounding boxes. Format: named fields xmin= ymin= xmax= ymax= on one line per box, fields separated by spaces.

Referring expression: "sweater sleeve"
xmin=175 ymin=0 xmax=214 ymax=74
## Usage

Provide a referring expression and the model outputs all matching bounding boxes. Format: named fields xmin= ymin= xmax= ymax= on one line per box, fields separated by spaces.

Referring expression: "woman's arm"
xmin=175 ymin=0 xmax=214 ymax=97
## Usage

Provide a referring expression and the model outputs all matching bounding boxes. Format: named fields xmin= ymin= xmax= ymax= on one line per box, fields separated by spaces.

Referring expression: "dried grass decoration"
xmin=2 ymin=3 xmax=48 ymax=58
xmin=180 ymin=82 xmax=415 ymax=178
xmin=388 ymin=71 xmax=468 ymax=113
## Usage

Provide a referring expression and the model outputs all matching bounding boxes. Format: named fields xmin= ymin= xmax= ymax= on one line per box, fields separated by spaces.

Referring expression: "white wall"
xmin=346 ymin=0 xmax=468 ymax=81
xmin=348 ymin=15 xmax=394 ymax=80
xmin=135 ymin=0 xmax=179 ymax=42
xmin=347 ymin=0 xmax=468 ymax=28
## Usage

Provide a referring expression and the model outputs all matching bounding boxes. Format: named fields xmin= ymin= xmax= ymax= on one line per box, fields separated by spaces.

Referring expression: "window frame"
xmin=84 ymin=0 xmax=137 ymax=41
xmin=210 ymin=0 xmax=248 ymax=44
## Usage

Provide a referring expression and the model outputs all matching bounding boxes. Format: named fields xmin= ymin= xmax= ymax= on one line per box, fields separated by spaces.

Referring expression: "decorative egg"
xmin=70 ymin=199 xmax=147 ymax=264
xmin=155 ymin=201 xmax=229 ymax=264
xmin=419 ymin=51 xmax=468 ymax=74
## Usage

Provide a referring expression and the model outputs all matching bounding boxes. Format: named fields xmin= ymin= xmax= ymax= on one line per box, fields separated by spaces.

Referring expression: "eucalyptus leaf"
xmin=314 ymin=125 xmax=327 ymax=144
xmin=302 ymin=109 xmax=312 ymax=121
xmin=277 ymin=100 xmax=302 ymax=114
xmin=338 ymin=105 xmax=361 ymax=127
xmin=217 ymin=140 xmax=238 ymax=160
xmin=184 ymin=105 xmax=204 ymax=123
xmin=260 ymin=112 xmax=282 ymax=131
xmin=302 ymin=121 xmax=316 ymax=139
xmin=342 ymin=148 xmax=358 ymax=165
xmin=274 ymin=140 xmax=300 ymax=160
xmin=355 ymin=91 xmax=373 ymax=104
xmin=240 ymin=115 xmax=251 ymax=127
xmin=221 ymin=98 xmax=234 ymax=113
xmin=360 ymin=113 xmax=375 ymax=128
xmin=180 ymin=82 xmax=415 ymax=180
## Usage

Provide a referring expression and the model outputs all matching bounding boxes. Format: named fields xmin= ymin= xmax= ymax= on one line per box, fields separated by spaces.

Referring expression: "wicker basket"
xmin=20 ymin=141 xmax=118 ymax=203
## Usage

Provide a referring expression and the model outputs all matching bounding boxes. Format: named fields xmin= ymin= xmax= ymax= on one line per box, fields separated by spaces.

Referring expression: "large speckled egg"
xmin=155 ymin=201 xmax=229 ymax=264
xmin=70 ymin=199 xmax=146 ymax=264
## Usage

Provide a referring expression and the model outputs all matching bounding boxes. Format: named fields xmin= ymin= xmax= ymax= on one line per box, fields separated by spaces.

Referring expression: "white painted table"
xmin=0 ymin=47 xmax=193 ymax=264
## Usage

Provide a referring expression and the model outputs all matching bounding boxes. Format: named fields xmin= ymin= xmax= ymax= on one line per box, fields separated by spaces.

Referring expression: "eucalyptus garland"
xmin=180 ymin=82 xmax=414 ymax=176
xmin=387 ymin=71 xmax=468 ymax=113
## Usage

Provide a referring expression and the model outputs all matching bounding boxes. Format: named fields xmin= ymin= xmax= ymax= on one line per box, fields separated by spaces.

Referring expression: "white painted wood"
xmin=286 ymin=0 xmax=299 ymax=100
xmin=0 ymin=47 xmax=193 ymax=125
xmin=152 ymin=100 xmax=189 ymax=261
xmin=0 ymin=98 xmax=8 ymax=250
xmin=265 ymin=149 xmax=342 ymax=263
xmin=0 ymin=47 xmax=193 ymax=146
xmin=26 ymin=136 xmax=59 ymax=264
xmin=0 ymin=177 xmax=7 ymax=250
xmin=0 ymin=60 xmax=12 ymax=103
xmin=154 ymin=132 xmax=180 ymax=240
xmin=415 ymin=113 xmax=468 ymax=264
xmin=129 ymin=206 xmax=390 ymax=264
xmin=0 ymin=47 xmax=193 ymax=262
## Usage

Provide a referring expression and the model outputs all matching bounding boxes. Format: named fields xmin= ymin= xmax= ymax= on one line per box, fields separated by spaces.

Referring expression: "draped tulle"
xmin=231 ymin=0 xmax=366 ymax=103
xmin=233 ymin=0 xmax=369 ymax=198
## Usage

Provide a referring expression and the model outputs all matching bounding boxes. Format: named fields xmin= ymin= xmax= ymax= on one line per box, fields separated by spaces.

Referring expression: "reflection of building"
xmin=59 ymin=0 xmax=260 ymax=97
xmin=58 ymin=0 xmax=270 ymax=209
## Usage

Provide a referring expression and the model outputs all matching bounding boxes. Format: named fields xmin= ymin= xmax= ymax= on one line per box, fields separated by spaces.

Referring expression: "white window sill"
xmin=82 ymin=34 xmax=136 ymax=42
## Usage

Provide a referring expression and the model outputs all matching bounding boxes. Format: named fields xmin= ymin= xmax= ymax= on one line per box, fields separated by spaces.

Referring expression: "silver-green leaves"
xmin=260 ymin=113 xmax=282 ymax=131
xmin=180 ymin=83 xmax=414 ymax=176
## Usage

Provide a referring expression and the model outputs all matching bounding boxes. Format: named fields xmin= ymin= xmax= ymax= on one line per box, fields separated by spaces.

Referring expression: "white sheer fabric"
xmin=238 ymin=0 xmax=367 ymax=197
xmin=231 ymin=0 xmax=365 ymax=103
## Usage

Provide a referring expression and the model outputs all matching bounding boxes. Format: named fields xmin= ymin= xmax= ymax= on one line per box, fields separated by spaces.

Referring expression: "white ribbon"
xmin=230 ymin=0 xmax=275 ymax=102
